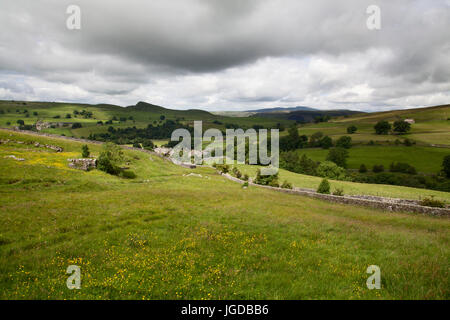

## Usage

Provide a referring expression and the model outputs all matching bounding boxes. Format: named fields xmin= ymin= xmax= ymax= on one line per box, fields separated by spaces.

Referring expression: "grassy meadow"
xmin=0 ymin=130 xmax=449 ymax=300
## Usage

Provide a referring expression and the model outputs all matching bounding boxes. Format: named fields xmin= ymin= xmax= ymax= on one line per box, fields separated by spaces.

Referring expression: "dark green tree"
xmin=326 ymin=148 xmax=349 ymax=168
xmin=335 ymin=136 xmax=352 ymax=149
xmin=393 ymin=120 xmax=411 ymax=134
xmin=374 ymin=121 xmax=391 ymax=135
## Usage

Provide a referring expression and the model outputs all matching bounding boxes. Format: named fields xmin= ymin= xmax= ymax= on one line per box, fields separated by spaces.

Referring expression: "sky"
xmin=0 ymin=0 xmax=449 ymax=112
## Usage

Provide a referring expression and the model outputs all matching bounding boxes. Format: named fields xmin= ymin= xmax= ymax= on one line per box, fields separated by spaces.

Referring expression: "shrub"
xmin=254 ymin=169 xmax=279 ymax=187
xmin=347 ymin=125 xmax=357 ymax=134
xmin=81 ymin=145 xmax=90 ymax=158
xmin=359 ymin=164 xmax=368 ymax=173
xmin=53 ymin=115 xmax=61 ymax=119
xmin=16 ymin=119 xmax=25 ymax=125
xmin=374 ymin=121 xmax=391 ymax=135
xmin=335 ymin=136 xmax=352 ymax=149
xmin=326 ymin=148 xmax=349 ymax=168
xmin=216 ymin=164 xmax=230 ymax=174
xmin=372 ymin=164 xmax=384 ymax=173
xmin=243 ymin=174 xmax=249 ymax=181
xmin=97 ymin=143 xmax=124 ymax=176
xmin=242 ymin=181 xmax=249 ymax=188
xmin=404 ymin=138 xmax=413 ymax=146
xmin=317 ymin=161 xmax=346 ymax=180
xmin=281 ymin=180 xmax=293 ymax=189
xmin=120 ymin=170 xmax=137 ymax=179
xmin=389 ymin=162 xmax=417 ymax=175
xmin=420 ymin=196 xmax=445 ymax=208
xmin=317 ymin=179 xmax=330 ymax=194
xmin=332 ymin=188 xmax=344 ymax=196
xmin=97 ymin=153 xmax=120 ymax=175
xmin=442 ymin=155 xmax=450 ymax=178
xmin=72 ymin=123 xmax=82 ymax=129
xmin=232 ymin=167 xmax=242 ymax=179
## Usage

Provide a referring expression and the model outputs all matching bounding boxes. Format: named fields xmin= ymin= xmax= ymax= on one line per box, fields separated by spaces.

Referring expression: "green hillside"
xmin=0 ymin=130 xmax=448 ymax=299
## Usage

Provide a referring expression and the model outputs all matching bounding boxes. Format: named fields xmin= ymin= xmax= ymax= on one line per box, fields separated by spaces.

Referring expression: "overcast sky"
xmin=1 ymin=0 xmax=449 ymax=111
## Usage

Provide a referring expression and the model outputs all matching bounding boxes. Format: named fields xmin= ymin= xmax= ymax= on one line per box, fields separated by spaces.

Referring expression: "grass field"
xmin=0 ymin=130 xmax=449 ymax=300
xmin=290 ymin=146 xmax=449 ymax=175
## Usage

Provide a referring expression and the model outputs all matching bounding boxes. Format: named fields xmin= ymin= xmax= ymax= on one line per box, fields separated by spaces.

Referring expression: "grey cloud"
xmin=0 ymin=0 xmax=449 ymax=110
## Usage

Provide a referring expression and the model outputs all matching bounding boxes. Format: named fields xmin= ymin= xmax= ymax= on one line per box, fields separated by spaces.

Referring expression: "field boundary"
xmin=1 ymin=128 xmax=449 ymax=217
xmin=220 ymin=173 xmax=450 ymax=217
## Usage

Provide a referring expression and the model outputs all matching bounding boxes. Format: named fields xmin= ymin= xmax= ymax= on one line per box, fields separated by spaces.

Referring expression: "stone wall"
xmin=68 ymin=158 xmax=97 ymax=171
xmin=221 ymin=173 xmax=450 ymax=217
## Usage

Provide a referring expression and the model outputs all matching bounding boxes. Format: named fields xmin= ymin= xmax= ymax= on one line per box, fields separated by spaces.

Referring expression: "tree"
xmin=393 ymin=120 xmax=411 ymax=134
xmin=326 ymin=148 xmax=349 ymax=168
xmin=347 ymin=125 xmax=357 ymax=134
xmin=16 ymin=119 xmax=24 ymax=125
xmin=317 ymin=179 xmax=330 ymax=194
xmin=320 ymin=136 xmax=333 ymax=149
xmin=97 ymin=143 xmax=123 ymax=175
xmin=309 ymin=131 xmax=324 ymax=147
xmin=72 ymin=123 xmax=82 ymax=129
xmin=65 ymin=113 xmax=72 ymax=119
xmin=335 ymin=136 xmax=352 ymax=149
xmin=81 ymin=145 xmax=90 ymax=158
xmin=374 ymin=121 xmax=391 ymax=135
xmin=317 ymin=161 xmax=346 ymax=180
xmin=442 ymin=155 xmax=450 ymax=178
xmin=160 ymin=115 xmax=166 ymax=121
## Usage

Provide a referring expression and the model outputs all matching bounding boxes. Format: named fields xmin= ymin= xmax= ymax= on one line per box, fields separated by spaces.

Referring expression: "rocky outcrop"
xmin=68 ymin=158 xmax=97 ymax=171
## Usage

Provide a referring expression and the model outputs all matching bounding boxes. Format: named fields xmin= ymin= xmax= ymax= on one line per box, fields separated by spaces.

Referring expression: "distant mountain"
xmin=247 ymin=106 xmax=318 ymax=113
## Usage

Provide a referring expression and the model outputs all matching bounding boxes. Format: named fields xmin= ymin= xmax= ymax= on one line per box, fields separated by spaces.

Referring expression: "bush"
xmin=216 ymin=164 xmax=230 ymax=174
xmin=97 ymin=153 xmax=120 ymax=175
xmin=317 ymin=179 xmax=330 ymax=194
xmin=374 ymin=121 xmax=391 ymax=135
xmin=317 ymin=161 xmax=346 ymax=180
xmin=72 ymin=123 xmax=82 ymax=129
xmin=404 ymin=138 xmax=413 ymax=146
xmin=281 ymin=180 xmax=293 ymax=189
xmin=16 ymin=119 xmax=24 ymax=125
xmin=332 ymin=188 xmax=344 ymax=196
xmin=359 ymin=164 xmax=368 ymax=173
xmin=232 ymin=167 xmax=242 ymax=179
xmin=242 ymin=181 xmax=249 ymax=188
xmin=335 ymin=136 xmax=352 ymax=149
xmin=120 ymin=170 xmax=137 ymax=179
xmin=420 ymin=196 xmax=445 ymax=208
xmin=326 ymin=148 xmax=349 ymax=168
xmin=243 ymin=174 xmax=249 ymax=181
xmin=254 ymin=169 xmax=279 ymax=187
xmin=81 ymin=145 xmax=90 ymax=158
xmin=442 ymin=155 xmax=450 ymax=178
xmin=347 ymin=125 xmax=357 ymax=134
xmin=97 ymin=143 xmax=124 ymax=176
xmin=373 ymin=164 xmax=384 ymax=173
xmin=389 ymin=162 xmax=417 ymax=175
